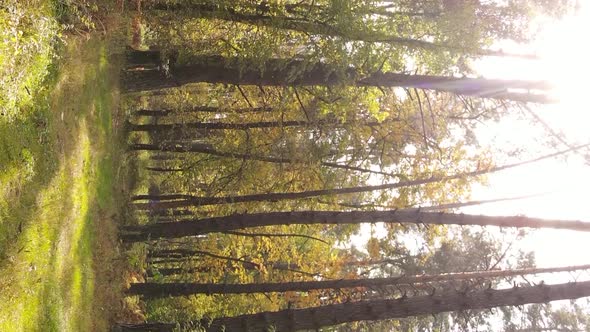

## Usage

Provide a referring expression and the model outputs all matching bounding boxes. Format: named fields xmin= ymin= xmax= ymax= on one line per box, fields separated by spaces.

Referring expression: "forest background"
xmin=2 ymin=0 xmax=590 ymax=331
xmin=119 ymin=0 xmax=590 ymax=331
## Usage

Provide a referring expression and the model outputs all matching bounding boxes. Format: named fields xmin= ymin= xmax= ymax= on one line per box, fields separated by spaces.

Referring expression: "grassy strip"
xmin=0 ymin=35 xmax=125 ymax=331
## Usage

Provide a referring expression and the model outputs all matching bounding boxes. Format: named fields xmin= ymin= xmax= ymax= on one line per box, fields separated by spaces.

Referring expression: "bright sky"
xmin=463 ymin=0 xmax=590 ymax=269
xmin=349 ymin=2 xmax=590 ymax=276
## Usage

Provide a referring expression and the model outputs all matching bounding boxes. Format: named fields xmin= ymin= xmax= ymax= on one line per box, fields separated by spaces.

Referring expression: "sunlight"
xmin=536 ymin=2 xmax=590 ymax=140
xmin=463 ymin=2 xmax=590 ymax=269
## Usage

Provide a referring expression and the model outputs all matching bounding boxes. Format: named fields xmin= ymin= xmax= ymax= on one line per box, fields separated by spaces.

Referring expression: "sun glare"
xmin=535 ymin=2 xmax=590 ymax=139
xmin=465 ymin=2 xmax=590 ymax=268
xmin=538 ymin=5 xmax=590 ymax=81
xmin=476 ymin=2 xmax=590 ymax=141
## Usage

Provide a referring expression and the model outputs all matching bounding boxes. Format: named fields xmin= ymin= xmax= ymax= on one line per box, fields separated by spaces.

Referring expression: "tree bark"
xmin=122 ymin=55 xmax=553 ymax=103
xmin=119 ymin=280 xmax=590 ymax=332
xmin=122 ymin=209 xmax=590 ymax=242
xmin=128 ymin=264 xmax=590 ymax=298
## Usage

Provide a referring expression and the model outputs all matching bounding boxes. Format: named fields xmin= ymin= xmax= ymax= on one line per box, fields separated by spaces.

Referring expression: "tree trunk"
xmin=122 ymin=55 xmax=553 ymax=103
xmin=135 ymin=106 xmax=274 ymax=117
xmin=122 ymin=209 xmax=590 ymax=242
xmin=115 ymin=322 xmax=175 ymax=332
xmin=147 ymin=249 xmax=304 ymax=274
xmin=127 ymin=120 xmax=376 ymax=132
xmin=129 ymin=143 xmax=399 ymax=177
xmin=146 ymin=3 xmax=533 ymax=59
xmin=145 ymin=166 xmax=185 ymax=172
xmin=130 ymin=142 xmax=214 ymax=154
xmin=128 ymin=264 xmax=590 ymax=298
xmin=147 ymin=267 xmax=211 ymax=277
xmin=134 ymin=110 xmax=172 ymax=117
xmin=130 ymin=143 xmax=587 ymax=211
xmin=126 ymin=47 xmax=161 ymax=70
xmin=119 ymin=280 xmax=590 ymax=332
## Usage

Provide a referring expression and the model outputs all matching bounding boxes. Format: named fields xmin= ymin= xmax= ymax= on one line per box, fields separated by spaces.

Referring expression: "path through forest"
xmin=0 ymin=34 xmax=128 ymax=331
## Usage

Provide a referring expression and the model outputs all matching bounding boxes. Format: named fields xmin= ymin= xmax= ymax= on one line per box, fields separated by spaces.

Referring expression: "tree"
xmin=145 ymin=1 xmax=561 ymax=58
xmin=119 ymin=1 xmax=582 ymax=329
xmin=122 ymin=55 xmax=553 ymax=104
xmin=127 ymin=264 xmax=590 ymax=298
xmin=133 ymin=106 xmax=274 ymax=117
xmin=119 ymin=280 xmax=590 ymax=332
xmin=122 ymin=209 xmax=590 ymax=242
xmin=126 ymin=119 xmax=384 ymax=132
xmin=130 ymin=143 xmax=588 ymax=211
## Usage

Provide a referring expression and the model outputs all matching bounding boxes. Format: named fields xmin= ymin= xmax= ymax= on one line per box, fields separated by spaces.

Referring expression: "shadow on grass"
xmin=0 ymin=31 xmax=128 ymax=331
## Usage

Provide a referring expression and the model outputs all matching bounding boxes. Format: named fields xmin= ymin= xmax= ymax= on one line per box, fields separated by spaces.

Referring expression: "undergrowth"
xmin=0 ymin=0 xmax=60 ymax=119
xmin=0 ymin=0 xmax=113 ymax=119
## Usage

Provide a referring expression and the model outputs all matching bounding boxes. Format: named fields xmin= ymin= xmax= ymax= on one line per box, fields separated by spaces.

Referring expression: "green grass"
xmin=0 ymin=1 xmax=129 ymax=329
xmin=0 ymin=32 xmax=126 ymax=331
xmin=0 ymin=0 xmax=60 ymax=119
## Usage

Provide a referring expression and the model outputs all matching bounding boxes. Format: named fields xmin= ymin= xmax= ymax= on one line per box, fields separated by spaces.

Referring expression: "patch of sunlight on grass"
xmin=0 ymin=158 xmax=70 ymax=331
xmin=0 ymin=112 xmax=52 ymax=253
xmin=0 ymin=122 xmax=94 ymax=331
xmin=0 ymin=34 xmax=122 ymax=331
xmin=60 ymin=121 xmax=93 ymax=331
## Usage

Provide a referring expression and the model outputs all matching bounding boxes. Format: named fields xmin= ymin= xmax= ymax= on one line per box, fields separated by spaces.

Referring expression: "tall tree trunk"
xmin=122 ymin=209 xmax=590 ymax=242
xmin=146 ymin=3 xmax=534 ymax=59
xmin=126 ymin=47 xmax=162 ymax=70
xmin=147 ymin=249 xmax=306 ymax=275
xmin=145 ymin=166 xmax=185 ymax=172
xmin=130 ymin=143 xmax=588 ymax=211
xmin=134 ymin=106 xmax=274 ymax=117
xmin=131 ymin=142 xmax=213 ymax=155
xmin=129 ymin=143 xmax=400 ymax=177
xmin=118 ymin=280 xmax=590 ymax=332
xmin=116 ymin=322 xmax=176 ymax=331
xmin=147 ymin=267 xmax=211 ymax=277
xmin=127 ymin=119 xmax=379 ymax=132
xmin=122 ymin=55 xmax=553 ymax=103
xmin=134 ymin=110 xmax=172 ymax=117
xmin=128 ymin=264 xmax=590 ymax=298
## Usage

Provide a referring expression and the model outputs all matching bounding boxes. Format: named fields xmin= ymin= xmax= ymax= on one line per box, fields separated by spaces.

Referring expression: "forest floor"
xmin=0 ymin=9 xmax=133 ymax=331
